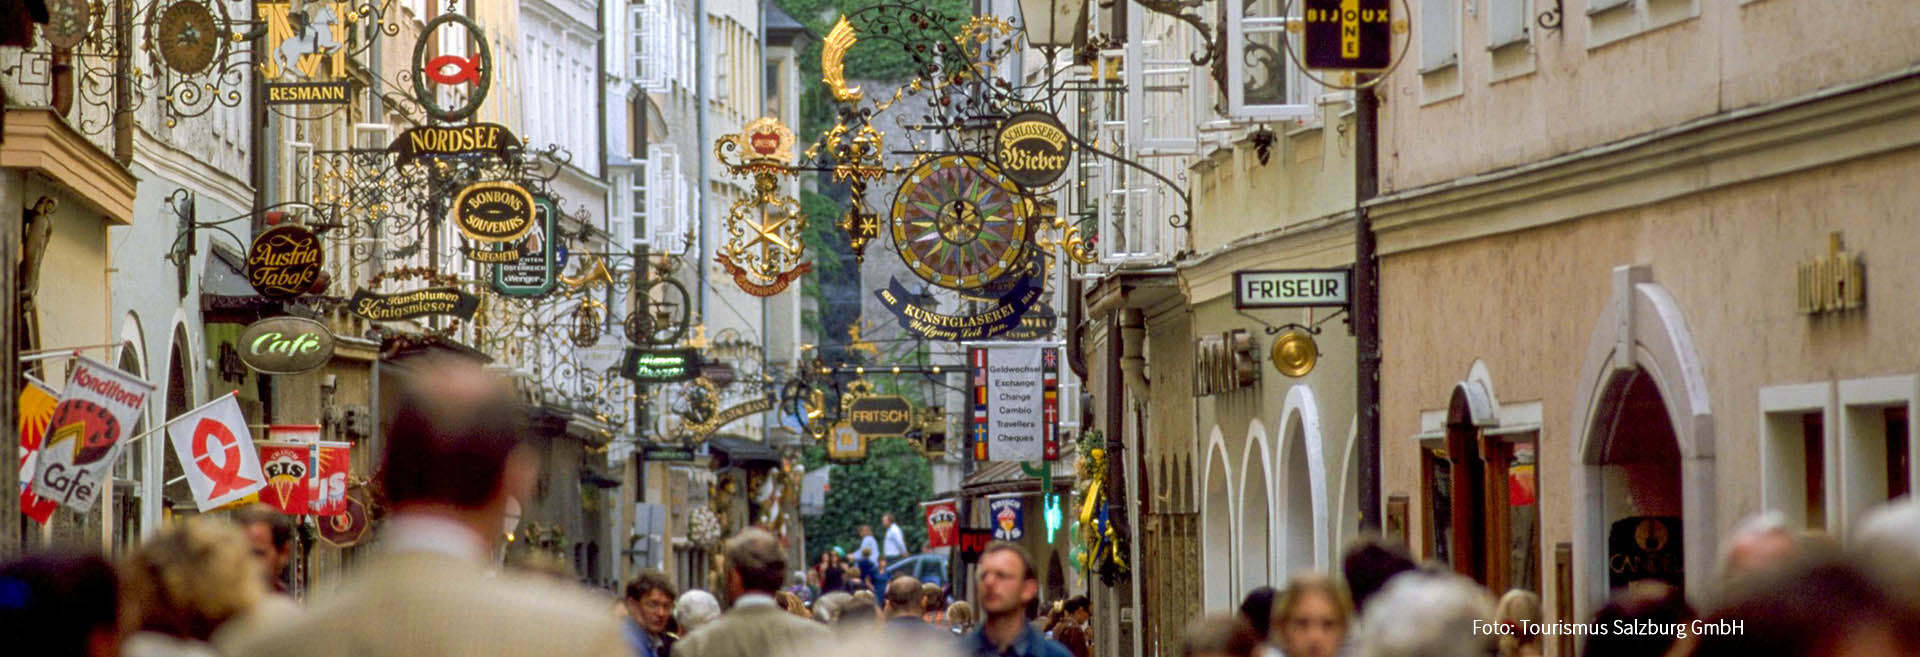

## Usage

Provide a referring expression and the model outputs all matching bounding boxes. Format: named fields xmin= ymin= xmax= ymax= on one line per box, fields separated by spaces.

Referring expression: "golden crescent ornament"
xmin=822 ymin=17 xmax=863 ymax=102
xmin=1271 ymin=329 xmax=1319 ymax=378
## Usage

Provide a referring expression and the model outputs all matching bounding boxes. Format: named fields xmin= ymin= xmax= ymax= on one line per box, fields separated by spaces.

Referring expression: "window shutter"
xmin=1487 ymin=0 xmax=1529 ymax=49
xmin=1226 ymin=0 xmax=1315 ymax=119
xmin=1127 ymin=8 xmax=1199 ymax=154
xmin=1420 ymin=0 xmax=1460 ymax=73
xmin=282 ymin=140 xmax=314 ymax=205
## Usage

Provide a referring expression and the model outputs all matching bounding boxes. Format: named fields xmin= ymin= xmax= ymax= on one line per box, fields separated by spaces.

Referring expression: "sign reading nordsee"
xmin=388 ymin=123 xmax=520 ymax=167
xmin=1234 ymin=269 xmax=1351 ymax=308
xmin=996 ymin=111 xmax=1071 ymax=188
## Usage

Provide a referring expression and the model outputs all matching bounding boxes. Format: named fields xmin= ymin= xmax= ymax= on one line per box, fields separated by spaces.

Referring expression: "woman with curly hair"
xmin=120 ymin=518 xmax=283 ymax=657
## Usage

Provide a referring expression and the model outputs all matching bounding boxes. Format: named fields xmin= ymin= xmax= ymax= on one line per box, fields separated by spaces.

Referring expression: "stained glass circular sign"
xmin=890 ymin=155 xmax=1032 ymax=290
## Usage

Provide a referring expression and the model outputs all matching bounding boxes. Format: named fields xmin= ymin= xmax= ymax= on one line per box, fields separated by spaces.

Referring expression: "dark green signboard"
xmin=622 ymin=348 xmax=702 ymax=383
xmin=491 ymin=195 xmax=559 ymax=296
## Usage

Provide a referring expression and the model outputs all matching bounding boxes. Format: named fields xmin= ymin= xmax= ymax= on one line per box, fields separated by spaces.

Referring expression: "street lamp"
xmin=1017 ymin=0 xmax=1086 ymax=55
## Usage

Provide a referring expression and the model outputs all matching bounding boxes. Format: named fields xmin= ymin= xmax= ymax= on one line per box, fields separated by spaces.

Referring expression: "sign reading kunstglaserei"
xmin=996 ymin=111 xmax=1071 ymax=188
xmin=969 ymin=343 xmax=1061 ymax=462
xmin=492 ymin=196 xmax=559 ymax=296
xmin=875 ymin=276 xmax=1043 ymax=341
xmin=237 ymin=316 xmax=336 ymax=374
xmin=348 ymin=287 xmax=480 ymax=321
xmin=1302 ymin=0 xmax=1392 ymax=70
xmin=622 ymin=348 xmax=702 ymax=383
xmin=246 ymin=223 xmax=323 ymax=299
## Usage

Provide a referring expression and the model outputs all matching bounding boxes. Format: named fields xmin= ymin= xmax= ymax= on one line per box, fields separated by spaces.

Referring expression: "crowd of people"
xmin=3 ymin=356 xmax=1914 ymax=657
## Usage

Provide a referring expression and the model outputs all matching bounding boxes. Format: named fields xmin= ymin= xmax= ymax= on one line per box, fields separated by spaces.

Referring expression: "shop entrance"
xmin=1590 ymin=370 xmax=1685 ymax=593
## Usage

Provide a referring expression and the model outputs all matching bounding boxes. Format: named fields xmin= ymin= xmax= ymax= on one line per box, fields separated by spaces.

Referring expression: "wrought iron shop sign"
xmin=1302 ymin=0 xmax=1393 ymax=70
xmin=257 ymin=1 xmax=362 ymax=104
xmin=389 ymin=124 xmax=521 ymax=167
xmin=348 ymin=287 xmax=480 ymax=321
xmin=874 ymin=276 xmax=1043 ymax=342
xmin=848 ymin=396 xmax=914 ymax=437
xmin=247 ymin=224 xmax=324 ymax=299
xmin=413 ymin=12 xmax=494 ymax=122
xmin=452 ymin=181 xmax=536 ymax=243
xmin=641 ymin=444 xmax=700 ymax=462
xmin=996 ymin=111 xmax=1071 ymax=188
xmin=1233 ymin=269 xmax=1351 ymax=308
xmin=491 ymin=196 xmax=560 ymax=296
xmin=689 ymin=395 xmax=776 ymax=442
xmin=622 ymin=348 xmax=702 ymax=384
xmin=237 ymin=316 xmax=336 ymax=374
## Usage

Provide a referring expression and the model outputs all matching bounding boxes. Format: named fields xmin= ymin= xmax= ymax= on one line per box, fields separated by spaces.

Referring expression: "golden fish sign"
xmin=822 ymin=16 xmax=863 ymax=102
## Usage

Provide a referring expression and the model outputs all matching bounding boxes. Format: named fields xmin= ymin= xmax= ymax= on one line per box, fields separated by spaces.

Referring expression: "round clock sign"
xmin=890 ymin=155 xmax=1033 ymax=290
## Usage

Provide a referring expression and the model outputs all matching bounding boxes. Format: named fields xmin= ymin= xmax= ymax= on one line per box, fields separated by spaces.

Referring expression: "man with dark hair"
xmin=0 ymin=553 xmax=121 ymax=657
xmin=673 ymin=529 xmax=829 ymax=657
xmin=968 ymin=542 xmax=1072 ymax=657
xmin=1236 ymin=587 xmax=1276 ymax=642
xmin=624 ymin=570 xmax=678 ymax=657
xmin=231 ymin=356 xmax=627 ymax=657
xmin=881 ymin=575 xmax=946 ymax=641
xmin=1340 ymin=534 xmax=1416 ymax=613
xmin=1055 ymin=596 xmax=1092 ymax=657
xmin=234 ymin=505 xmax=296 ymax=594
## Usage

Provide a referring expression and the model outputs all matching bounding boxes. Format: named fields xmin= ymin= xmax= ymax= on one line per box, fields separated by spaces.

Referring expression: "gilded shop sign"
xmin=996 ymin=111 xmax=1070 ymax=189
xmin=246 ymin=223 xmax=324 ymax=299
xmin=848 ymin=396 xmax=914 ymax=437
xmin=452 ymin=181 xmax=536 ymax=243
xmin=348 ymin=287 xmax=480 ymax=322
xmin=1796 ymin=233 xmax=1864 ymax=315
xmin=388 ymin=123 xmax=520 ymax=167
xmin=237 ymin=316 xmax=335 ymax=374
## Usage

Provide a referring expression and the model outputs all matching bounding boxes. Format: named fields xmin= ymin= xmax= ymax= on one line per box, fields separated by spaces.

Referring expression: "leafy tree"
xmin=801 ymin=437 xmax=931 ymax=560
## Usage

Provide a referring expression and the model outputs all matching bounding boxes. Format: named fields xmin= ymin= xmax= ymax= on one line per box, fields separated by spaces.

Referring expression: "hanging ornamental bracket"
xmin=713 ymin=117 xmax=811 ymax=297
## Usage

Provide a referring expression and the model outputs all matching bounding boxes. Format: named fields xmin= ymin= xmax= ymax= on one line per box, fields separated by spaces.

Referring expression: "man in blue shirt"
xmin=623 ymin=570 xmax=677 ymax=657
xmin=966 ymin=542 xmax=1073 ymax=657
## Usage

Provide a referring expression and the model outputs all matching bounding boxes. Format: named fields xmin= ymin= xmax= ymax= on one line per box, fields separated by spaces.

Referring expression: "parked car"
xmin=881 ymin=552 xmax=950 ymax=588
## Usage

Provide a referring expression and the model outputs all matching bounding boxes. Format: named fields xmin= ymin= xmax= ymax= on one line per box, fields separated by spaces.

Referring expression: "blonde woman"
xmin=1270 ymin=572 xmax=1353 ymax=657
xmin=1492 ymin=590 xmax=1543 ymax=657
xmin=945 ymin=601 xmax=975 ymax=635
xmin=120 ymin=518 xmax=272 ymax=657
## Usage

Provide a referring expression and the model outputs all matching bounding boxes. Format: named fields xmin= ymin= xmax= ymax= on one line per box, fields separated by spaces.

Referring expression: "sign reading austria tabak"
xmin=33 ymin=358 xmax=154 ymax=512
xmin=247 ymin=223 xmax=324 ymax=299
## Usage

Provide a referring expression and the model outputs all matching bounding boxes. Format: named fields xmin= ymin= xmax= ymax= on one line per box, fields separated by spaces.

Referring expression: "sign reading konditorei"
xmin=1302 ymin=0 xmax=1392 ymax=70
xmin=969 ymin=343 xmax=1061 ymax=462
xmin=621 ymin=348 xmax=702 ymax=383
xmin=996 ymin=111 xmax=1071 ymax=188
xmin=388 ymin=123 xmax=521 ymax=167
xmin=237 ymin=316 xmax=336 ymax=374
xmin=848 ymin=396 xmax=914 ymax=437
xmin=348 ymin=287 xmax=480 ymax=321
xmin=492 ymin=195 xmax=560 ymax=296
xmin=876 ymin=276 xmax=1043 ymax=342
xmin=32 ymin=358 xmax=154 ymax=513
xmin=1233 ymin=269 xmax=1351 ymax=309
xmin=452 ymin=181 xmax=536 ymax=243
xmin=247 ymin=224 xmax=324 ymax=299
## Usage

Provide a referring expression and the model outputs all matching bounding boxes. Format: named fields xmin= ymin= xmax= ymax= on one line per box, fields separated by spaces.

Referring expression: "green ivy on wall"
xmin=800 ymin=437 xmax=933 ymax=561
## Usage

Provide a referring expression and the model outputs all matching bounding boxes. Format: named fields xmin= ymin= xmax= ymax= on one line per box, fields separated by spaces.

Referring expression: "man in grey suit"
xmin=232 ymin=355 xmax=628 ymax=657
xmin=673 ymin=528 xmax=831 ymax=657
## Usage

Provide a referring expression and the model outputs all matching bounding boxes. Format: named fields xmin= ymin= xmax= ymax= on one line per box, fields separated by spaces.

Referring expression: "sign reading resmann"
xmin=1234 ymin=269 xmax=1351 ymax=309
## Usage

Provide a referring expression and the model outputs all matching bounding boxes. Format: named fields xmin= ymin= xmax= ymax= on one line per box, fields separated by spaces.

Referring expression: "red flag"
xmin=922 ymin=499 xmax=958 ymax=549
xmin=255 ymin=441 xmax=311 ymax=514
xmin=309 ymin=442 xmax=350 ymax=516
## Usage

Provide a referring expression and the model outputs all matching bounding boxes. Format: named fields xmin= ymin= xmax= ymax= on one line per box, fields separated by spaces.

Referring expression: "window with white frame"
xmin=1128 ymin=8 xmax=1200 ymax=154
xmin=632 ymin=1 xmax=669 ymax=93
xmin=1760 ymin=383 xmax=1832 ymax=532
xmin=1487 ymin=0 xmax=1530 ymax=50
xmin=644 ymin=144 xmax=689 ymax=254
xmin=1837 ymin=376 xmax=1916 ymax=531
xmin=1224 ymin=0 xmax=1317 ymax=119
xmin=1420 ymin=0 xmax=1460 ymax=73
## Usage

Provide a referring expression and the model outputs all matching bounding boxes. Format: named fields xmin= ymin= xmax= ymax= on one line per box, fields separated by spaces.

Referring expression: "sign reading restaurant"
xmin=1233 ymin=269 xmax=1352 ymax=309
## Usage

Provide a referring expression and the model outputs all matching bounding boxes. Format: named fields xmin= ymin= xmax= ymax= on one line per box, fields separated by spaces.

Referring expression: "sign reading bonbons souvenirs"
xmin=246 ymin=223 xmax=323 ymax=299
xmin=237 ymin=316 xmax=335 ymax=374
xmin=996 ymin=111 xmax=1071 ymax=188
xmin=848 ymin=395 xmax=914 ymax=437
xmin=257 ymin=1 xmax=362 ymax=104
xmin=491 ymin=195 xmax=560 ymax=296
xmin=349 ymin=287 xmax=480 ymax=322
xmin=32 ymin=358 xmax=154 ymax=513
xmin=622 ymin=348 xmax=702 ymax=384
xmin=969 ymin=343 xmax=1061 ymax=462
xmin=1302 ymin=0 xmax=1392 ymax=70
xmin=452 ymin=181 xmax=536 ymax=243
xmin=875 ymin=276 xmax=1043 ymax=342
xmin=389 ymin=123 xmax=521 ymax=168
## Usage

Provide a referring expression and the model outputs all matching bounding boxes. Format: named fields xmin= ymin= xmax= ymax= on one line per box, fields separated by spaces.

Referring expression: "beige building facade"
xmin=1372 ymin=1 xmax=1920 ymax=651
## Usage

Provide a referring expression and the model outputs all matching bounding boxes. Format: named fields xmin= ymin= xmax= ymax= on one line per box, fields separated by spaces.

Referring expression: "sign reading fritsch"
xmin=1233 ymin=269 xmax=1351 ymax=309
xmin=996 ymin=111 xmax=1071 ymax=188
xmin=237 ymin=316 xmax=336 ymax=374
xmin=1302 ymin=0 xmax=1392 ymax=70
xmin=247 ymin=223 xmax=324 ymax=299
xmin=849 ymin=396 xmax=914 ymax=437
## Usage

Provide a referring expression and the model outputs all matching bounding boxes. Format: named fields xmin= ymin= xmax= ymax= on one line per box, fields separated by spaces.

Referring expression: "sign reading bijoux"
xmin=996 ymin=111 xmax=1071 ymax=188
xmin=875 ymin=276 xmax=1043 ymax=342
xmin=237 ymin=316 xmax=336 ymax=374
xmin=452 ymin=181 xmax=536 ymax=244
xmin=1302 ymin=0 xmax=1393 ymax=70
xmin=969 ymin=343 xmax=1061 ymax=462
xmin=1233 ymin=269 xmax=1351 ymax=309
xmin=247 ymin=223 xmax=324 ymax=299
xmin=389 ymin=123 xmax=521 ymax=167
xmin=492 ymin=195 xmax=560 ymax=295
xmin=349 ymin=287 xmax=480 ymax=321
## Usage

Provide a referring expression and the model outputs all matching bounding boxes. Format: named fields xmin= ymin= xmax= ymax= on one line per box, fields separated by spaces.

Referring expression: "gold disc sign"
xmin=247 ymin=223 xmax=323 ymax=299
xmin=452 ymin=181 xmax=536 ymax=243
xmin=996 ymin=111 xmax=1071 ymax=189
xmin=1271 ymin=328 xmax=1319 ymax=378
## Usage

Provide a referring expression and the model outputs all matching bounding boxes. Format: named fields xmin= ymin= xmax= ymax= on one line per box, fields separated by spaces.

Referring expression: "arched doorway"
xmin=160 ymin=325 xmax=195 ymax=515
xmin=1278 ymin=386 xmax=1327 ymax=574
xmin=1238 ymin=422 xmax=1273 ymax=594
xmin=1203 ymin=430 xmax=1234 ymax=609
xmin=1046 ymin=551 xmax=1066 ymax=603
xmin=1571 ymin=266 xmax=1715 ymax=619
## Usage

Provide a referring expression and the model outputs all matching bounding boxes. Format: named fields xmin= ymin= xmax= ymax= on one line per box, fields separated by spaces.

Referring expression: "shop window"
xmin=1760 ymin=383 xmax=1831 ymax=532
xmin=1887 ymin=408 xmax=1911 ymax=500
xmin=1502 ymin=438 xmax=1541 ymax=594
xmin=1837 ymin=376 xmax=1916 ymax=530
xmin=1423 ymin=420 xmax=1540 ymax=594
xmin=1421 ymin=446 xmax=1453 ymax=565
xmin=1801 ymin=413 xmax=1825 ymax=530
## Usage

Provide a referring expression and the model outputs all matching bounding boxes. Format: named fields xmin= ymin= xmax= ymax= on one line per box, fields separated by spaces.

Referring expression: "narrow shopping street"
xmin=1 ymin=1 xmax=1916 ymax=657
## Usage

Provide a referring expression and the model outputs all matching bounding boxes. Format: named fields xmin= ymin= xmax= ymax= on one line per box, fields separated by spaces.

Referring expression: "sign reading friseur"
xmin=996 ymin=111 xmax=1071 ymax=189
xmin=452 ymin=181 xmax=536 ymax=243
xmin=1233 ymin=269 xmax=1351 ymax=309
xmin=247 ymin=223 xmax=324 ymax=299
xmin=237 ymin=316 xmax=336 ymax=375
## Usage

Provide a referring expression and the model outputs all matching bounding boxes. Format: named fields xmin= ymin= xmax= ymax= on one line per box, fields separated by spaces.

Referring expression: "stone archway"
xmin=1570 ymin=266 xmax=1716 ymax=619
xmin=1203 ymin=427 xmax=1235 ymax=609
xmin=1278 ymin=385 xmax=1329 ymax=574
xmin=1239 ymin=421 xmax=1274 ymax=593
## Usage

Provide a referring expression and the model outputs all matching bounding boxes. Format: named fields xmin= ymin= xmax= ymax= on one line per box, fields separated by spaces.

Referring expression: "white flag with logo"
xmin=31 ymin=357 xmax=154 ymax=512
xmin=167 ymin=394 xmax=266 ymax=511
